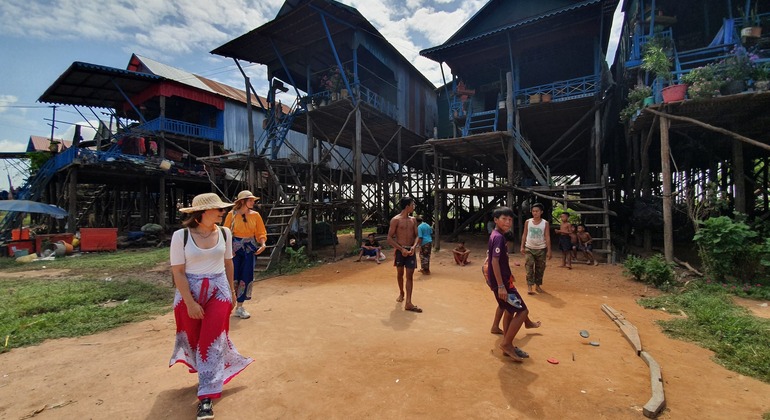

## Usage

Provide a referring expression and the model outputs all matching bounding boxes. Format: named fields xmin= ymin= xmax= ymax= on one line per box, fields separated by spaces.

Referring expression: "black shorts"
xmin=558 ymin=236 xmax=572 ymax=252
xmin=492 ymin=287 xmax=528 ymax=314
xmin=394 ymin=247 xmax=417 ymax=269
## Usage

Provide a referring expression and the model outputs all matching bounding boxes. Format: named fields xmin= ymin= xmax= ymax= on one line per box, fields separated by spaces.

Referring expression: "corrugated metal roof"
xmin=421 ymin=0 xmax=603 ymax=59
xmin=38 ymin=62 xmax=165 ymax=108
xmin=27 ymin=136 xmax=71 ymax=152
xmin=133 ymin=54 xmax=274 ymax=111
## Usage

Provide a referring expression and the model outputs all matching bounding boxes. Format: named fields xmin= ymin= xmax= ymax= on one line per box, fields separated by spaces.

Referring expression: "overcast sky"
xmin=0 ymin=0 xmax=621 ymax=190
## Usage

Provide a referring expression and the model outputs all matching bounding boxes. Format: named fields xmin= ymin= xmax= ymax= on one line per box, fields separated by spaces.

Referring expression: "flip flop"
xmin=514 ymin=347 xmax=530 ymax=358
xmin=547 ymin=357 xmax=559 ymax=365
xmin=405 ymin=306 xmax=423 ymax=313
xmin=589 ymin=341 xmax=600 ymax=346
xmin=579 ymin=330 xmax=590 ymax=338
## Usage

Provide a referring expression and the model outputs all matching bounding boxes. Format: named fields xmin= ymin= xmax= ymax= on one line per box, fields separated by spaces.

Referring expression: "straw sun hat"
xmin=179 ymin=193 xmax=234 ymax=213
xmin=235 ymin=190 xmax=260 ymax=201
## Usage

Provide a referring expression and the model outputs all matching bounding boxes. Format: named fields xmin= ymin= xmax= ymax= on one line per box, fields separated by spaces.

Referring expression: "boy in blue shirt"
xmin=416 ymin=215 xmax=433 ymax=274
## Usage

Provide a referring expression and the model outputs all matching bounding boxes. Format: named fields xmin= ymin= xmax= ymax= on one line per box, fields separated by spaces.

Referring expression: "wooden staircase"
xmin=553 ymin=166 xmax=614 ymax=263
xmin=255 ymin=158 xmax=303 ymax=272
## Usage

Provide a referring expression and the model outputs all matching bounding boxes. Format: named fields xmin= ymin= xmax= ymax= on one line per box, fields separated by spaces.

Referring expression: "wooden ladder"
xmin=558 ymin=166 xmax=614 ymax=263
xmin=255 ymin=159 xmax=303 ymax=272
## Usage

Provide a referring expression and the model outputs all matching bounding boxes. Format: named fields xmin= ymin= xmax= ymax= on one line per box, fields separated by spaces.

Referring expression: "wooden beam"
xmin=660 ymin=115 xmax=673 ymax=263
xmin=644 ymin=108 xmax=770 ymax=152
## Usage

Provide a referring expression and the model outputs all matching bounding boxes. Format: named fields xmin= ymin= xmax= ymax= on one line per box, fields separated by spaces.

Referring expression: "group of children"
xmin=554 ymin=212 xmax=598 ymax=269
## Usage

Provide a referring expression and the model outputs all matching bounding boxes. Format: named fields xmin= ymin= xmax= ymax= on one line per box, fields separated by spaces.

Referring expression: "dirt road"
xmin=1 ymin=237 xmax=768 ymax=419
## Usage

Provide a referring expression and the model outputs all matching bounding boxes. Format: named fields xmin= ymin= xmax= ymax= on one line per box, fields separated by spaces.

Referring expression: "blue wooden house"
xmin=212 ymin=0 xmax=439 ymax=246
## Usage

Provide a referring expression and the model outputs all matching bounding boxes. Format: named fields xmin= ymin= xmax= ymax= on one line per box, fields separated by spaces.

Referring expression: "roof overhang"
xmin=420 ymin=0 xmax=604 ymax=68
xmin=38 ymin=62 xmax=164 ymax=109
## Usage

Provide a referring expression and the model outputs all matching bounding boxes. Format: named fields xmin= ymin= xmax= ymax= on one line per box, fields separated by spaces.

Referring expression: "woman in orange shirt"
xmin=223 ymin=190 xmax=267 ymax=319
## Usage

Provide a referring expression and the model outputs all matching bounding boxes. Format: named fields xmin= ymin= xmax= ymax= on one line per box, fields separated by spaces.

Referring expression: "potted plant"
xmin=620 ymin=85 xmax=652 ymax=123
xmin=739 ymin=3 xmax=762 ymax=38
xmin=681 ymin=64 xmax=721 ymax=99
xmin=717 ymin=47 xmax=755 ymax=95
xmin=642 ymin=45 xmax=686 ymax=103
xmin=753 ymin=62 xmax=770 ymax=91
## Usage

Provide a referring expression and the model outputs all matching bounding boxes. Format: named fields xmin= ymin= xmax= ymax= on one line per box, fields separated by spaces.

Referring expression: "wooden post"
xmin=354 ymin=107 xmax=363 ymax=243
xmin=732 ymin=139 xmax=746 ymax=214
xmin=506 ymin=72 xmax=515 ymax=208
xmin=245 ymin=77 xmax=256 ymax=192
xmin=159 ymin=176 xmax=166 ymax=230
xmin=659 ymin=115 xmax=673 ymax=263
xmin=67 ymin=168 xmax=77 ymax=233
xmin=433 ymin=146 xmax=441 ymax=251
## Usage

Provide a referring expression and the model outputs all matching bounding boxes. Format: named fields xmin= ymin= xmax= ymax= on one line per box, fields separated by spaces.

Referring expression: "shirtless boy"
xmin=555 ymin=212 xmax=573 ymax=269
xmin=387 ymin=197 xmax=422 ymax=313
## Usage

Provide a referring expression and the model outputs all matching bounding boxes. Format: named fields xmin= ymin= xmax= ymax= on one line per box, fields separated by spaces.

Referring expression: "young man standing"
xmin=387 ymin=197 xmax=422 ymax=312
xmin=520 ymin=202 xmax=552 ymax=294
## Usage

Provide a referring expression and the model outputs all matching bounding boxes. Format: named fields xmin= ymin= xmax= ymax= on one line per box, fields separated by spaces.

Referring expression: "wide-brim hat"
xmin=235 ymin=190 xmax=260 ymax=201
xmin=179 ymin=193 xmax=234 ymax=213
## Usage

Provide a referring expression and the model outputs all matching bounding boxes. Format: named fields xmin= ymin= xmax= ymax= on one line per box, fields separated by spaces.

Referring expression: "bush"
xmin=643 ymin=254 xmax=675 ymax=287
xmin=623 ymin=254 xmax=675 ymax=288
xmin=623 ymin=255 xmax=646 ymax=282
xmin=693 ymin=216 xmax=758 ymax=282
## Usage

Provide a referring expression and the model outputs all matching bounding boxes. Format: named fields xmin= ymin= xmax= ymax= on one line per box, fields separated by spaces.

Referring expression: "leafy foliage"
xmin=693 ymin=216 xmax=761 ymax=282
xmin=623 ymin=254 xmax=674 ymax=287
xmin=622 ymin=255 xmax=646 ymax=282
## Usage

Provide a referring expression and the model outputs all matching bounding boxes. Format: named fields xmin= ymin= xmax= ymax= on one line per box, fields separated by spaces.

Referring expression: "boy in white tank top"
xmin=520 ymin=202 xmax=552 ymax=294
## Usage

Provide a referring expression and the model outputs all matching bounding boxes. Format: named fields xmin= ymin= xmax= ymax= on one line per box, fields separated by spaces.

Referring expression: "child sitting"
xmin=453 ymin=240 xmax=472 ymax=266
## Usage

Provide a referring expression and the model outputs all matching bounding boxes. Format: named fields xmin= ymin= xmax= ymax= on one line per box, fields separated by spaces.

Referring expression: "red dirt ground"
xmin=1 ymin=236 xmax=769 ymax=419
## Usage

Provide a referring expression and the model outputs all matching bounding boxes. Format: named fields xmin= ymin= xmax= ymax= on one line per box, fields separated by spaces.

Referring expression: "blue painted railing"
xmin=305 ymin=83 xmax=397 ymax=120
xmin=139 ymin=117 xmax=224 ymax=142
xmin=518 ymin=75 xmax=601 ymax=106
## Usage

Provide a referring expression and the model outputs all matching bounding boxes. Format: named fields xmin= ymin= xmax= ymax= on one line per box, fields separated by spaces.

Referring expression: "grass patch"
xmin=639 ymin=284 xmax=770 ymax=383
xmin=0 ymin=277 xmax=173 ymax=353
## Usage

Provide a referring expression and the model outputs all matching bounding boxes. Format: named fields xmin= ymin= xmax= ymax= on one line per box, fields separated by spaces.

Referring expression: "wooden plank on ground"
xmin=641 ymin=351 xmax=666 ymax=418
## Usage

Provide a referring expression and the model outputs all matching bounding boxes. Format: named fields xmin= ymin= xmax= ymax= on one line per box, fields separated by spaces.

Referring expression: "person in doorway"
xmin=169 ymin=193 xmax=253 ymax=420
xmin=417 ymin=215 xmax=433 ymax=274
xmin=387 ymin=196 xmax=422 ymax=313
xmin=520 ymin=202 xmax=552 ymax=294
xmin=223 ymin=190 xmax=267 ymax=319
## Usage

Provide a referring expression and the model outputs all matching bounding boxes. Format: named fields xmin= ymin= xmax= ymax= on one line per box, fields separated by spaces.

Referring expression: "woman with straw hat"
xmin=223 ymin=190 xmax=267 ymax=320
xmin=169 ymin=193 xmax=253 ymax=420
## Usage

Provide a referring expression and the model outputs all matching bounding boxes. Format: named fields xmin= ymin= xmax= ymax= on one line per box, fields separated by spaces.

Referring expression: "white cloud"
xmin=0 ymin=0 xmax=278 ymax=59
xmin=0 ymin=95 xmax=18 ymax=113
xmin=0 ymin=139 xmax=26 ymax=152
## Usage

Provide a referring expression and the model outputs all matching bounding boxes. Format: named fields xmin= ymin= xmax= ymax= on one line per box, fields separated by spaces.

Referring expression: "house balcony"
xmin=137 ymin=117 xmax=224 ymax=143
xmin=305 ymin=83 xmax=397 ymax=120
xmin=517 ymin=74 xmax=602 ymax=107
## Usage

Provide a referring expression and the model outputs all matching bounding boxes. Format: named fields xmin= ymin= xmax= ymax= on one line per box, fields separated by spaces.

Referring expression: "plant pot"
xmin=642 ymin=96 xmax=655 ymax=107
xmin=340 ymin=89 xmax=349 ymax=99
xmin=755 ymin=80 xmax=770 ymax=92
xmin=541 ymin=93 xmax=552 ymax=102
xmin=740 ymin=26 xmax=762 ymax=38
xmin=529 ymin=93 xmax=541 ymax=104
xmin=720 ymin=80 xmax=747 ymax=96
xmin=661 ymin=84 xmax=688 ymax=103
